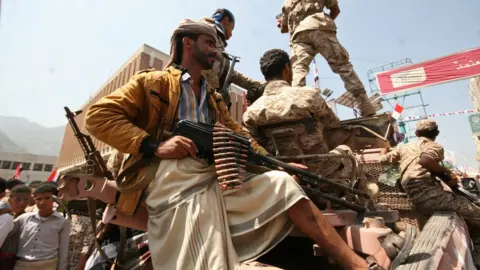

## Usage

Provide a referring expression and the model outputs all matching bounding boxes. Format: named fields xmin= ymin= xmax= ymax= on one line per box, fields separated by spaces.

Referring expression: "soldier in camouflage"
xmin=379 ymin=119 xmax=480 ymax=230
xmin=200 ymin=9 xmax=265 ymax=107
xmin=68 ymin=215 xmax=94 ymax=270
xmin=279 ymin=0 xmax=376 ymax=117
xmin=243 ymin=49 xmax=378 ymax=197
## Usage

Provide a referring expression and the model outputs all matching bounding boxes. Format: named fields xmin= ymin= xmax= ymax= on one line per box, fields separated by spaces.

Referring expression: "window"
xmin=43 ymin=164 xmax=54 ymax=172
xmin=11 ymin=161 xmax=21 ymax=170
xmin=1 ymin=161 xmax=12 ymax=170
xmin=33 ymin=163 xmax=44 ymax=171
xmin=22 ymin=162 xmax=31 ymax=171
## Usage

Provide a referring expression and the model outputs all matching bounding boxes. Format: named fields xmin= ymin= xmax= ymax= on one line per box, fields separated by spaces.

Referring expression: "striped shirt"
xmin=177 ymin=72 xmax=210 ymax=124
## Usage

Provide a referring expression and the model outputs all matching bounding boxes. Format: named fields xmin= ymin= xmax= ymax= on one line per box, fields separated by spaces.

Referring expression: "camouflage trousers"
xmin=290 ymin=29 xmax=367 ymax=97
xmin=413 ymin=189 xmax=480 ymax=230
xmin=68 ymin=215 xmax=94 ymax=270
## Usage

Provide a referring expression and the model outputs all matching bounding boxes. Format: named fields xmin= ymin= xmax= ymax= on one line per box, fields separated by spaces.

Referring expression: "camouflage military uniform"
xmin=380 ymin=120 xmax=480 ymax=229
xmin=243 ymin=80 xmax=375 ymax=195
xmin=200 ymin=17 xmax=264 ymax=106
xmin=68 ymin=214 xmax=94 ymax=270
xmin=280 ymin=0 xmax=375 ymax=116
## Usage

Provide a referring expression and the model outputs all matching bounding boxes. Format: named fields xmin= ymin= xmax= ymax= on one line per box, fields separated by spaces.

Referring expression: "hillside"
xmin=0 ymin=116 xmax=64 ymax=156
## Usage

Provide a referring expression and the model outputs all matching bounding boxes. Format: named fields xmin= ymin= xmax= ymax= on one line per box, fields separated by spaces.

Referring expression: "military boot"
xmin=354 ymin=93 xmax=376 ymax=117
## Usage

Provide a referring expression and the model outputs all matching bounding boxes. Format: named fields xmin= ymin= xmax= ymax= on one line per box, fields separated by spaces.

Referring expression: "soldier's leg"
xmin=310 ymin=30 xmax=376 ymax=117
xmin=415 ymin=192 xmax=480 ymax=229
xmin=290 ymin=32 xmax=315 ymax=87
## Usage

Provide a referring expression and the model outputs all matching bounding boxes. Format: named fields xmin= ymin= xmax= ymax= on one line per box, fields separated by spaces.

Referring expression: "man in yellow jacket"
xmin=85 ymin=19 xmax=370 ymax=270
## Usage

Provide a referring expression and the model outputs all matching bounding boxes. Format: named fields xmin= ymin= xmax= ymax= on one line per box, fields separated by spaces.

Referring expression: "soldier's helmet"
xmin=416 ymin=119 xmax=438 ymax=131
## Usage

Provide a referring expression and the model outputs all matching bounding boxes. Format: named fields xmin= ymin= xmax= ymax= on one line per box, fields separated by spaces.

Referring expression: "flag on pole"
xmin=313 ymin=58 xmax=320 ymax=89
xmin=47 ymin=168 xmax=59 ymax=182
xmin=13 ymin=163 xmax=23 ymax=178
xmin=391 ymin=103 xmax=404 ymax=120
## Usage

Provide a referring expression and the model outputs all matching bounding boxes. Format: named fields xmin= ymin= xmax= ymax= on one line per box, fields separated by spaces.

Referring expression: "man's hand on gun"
xmin=282 ymin=163 xmax=308 ymax=183
xmin=445 ymin=170 xmax=460 ymax=187
xmin=434 ymin=170 xmax=460 ymax=188
xmin=155 ymin=136 xmax=198 ymax=159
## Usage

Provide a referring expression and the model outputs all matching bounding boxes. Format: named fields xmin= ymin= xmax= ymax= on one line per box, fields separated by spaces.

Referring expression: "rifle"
xmin=65 ymin=107 xmax=113 ymax=178
xmin=220 ymin=52 xmax=264 ymax=106
xmin=64 ymin=107 xmax=128 ymax=267
xmin=172 ymin=120 xmax=370 ymax=212
xmin=219 ymin=52 xmax=240 ymax=109
xmin=432 ymin=171 xmax=480 ymax=207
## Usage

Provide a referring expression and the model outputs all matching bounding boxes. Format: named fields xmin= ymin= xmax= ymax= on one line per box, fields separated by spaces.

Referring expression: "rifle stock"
xmin=173 ymin=120 xmax=369 ymax=212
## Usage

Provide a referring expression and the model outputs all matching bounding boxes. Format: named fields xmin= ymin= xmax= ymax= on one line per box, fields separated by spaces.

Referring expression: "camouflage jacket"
xmin=379 ymin=137 xmax=445 ymax=203
xmin=68 ymin=215 xmax=94 ymax=270
xmin=243 ymin=80 xmax=340 ymax=157
xmin=281 ymin=0 xmax=338 ymax=40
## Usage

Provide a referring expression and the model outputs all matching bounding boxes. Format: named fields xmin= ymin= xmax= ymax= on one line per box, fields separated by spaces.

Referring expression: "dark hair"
xmin=6 ymin=179 xmax=24 ymax=190
xmin=0 ymin=177 xmax=6 ymax=193
xmin=172 ymin=33 xmax=199 ymax=65
xmin=28 ymin=181 xmax=44 ymax=192
xmin=260 ymin=49 xmax=291 ymax=81
xmin=33 ymin=183 xmax=57 ymax=196
xmin=10 ymin=185 xmax=31 ymax=196
xmin=28 ymin=180 xmax=43 ymax=187
xmin=416 ymin=129 xmax=439 ymax=140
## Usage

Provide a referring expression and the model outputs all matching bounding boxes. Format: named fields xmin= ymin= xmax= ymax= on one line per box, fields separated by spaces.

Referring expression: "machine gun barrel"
xmin=173 ymin=120 xmax=369 ymax=212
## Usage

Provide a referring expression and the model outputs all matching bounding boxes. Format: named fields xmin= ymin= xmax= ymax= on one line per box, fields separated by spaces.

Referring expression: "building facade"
xmin=0 ymin=152 xmax=57 ymax=182
xmin=468 ymin=77 xmax=480 ymax=163
xmin=57 ymin=44 xmax=248 ymax=174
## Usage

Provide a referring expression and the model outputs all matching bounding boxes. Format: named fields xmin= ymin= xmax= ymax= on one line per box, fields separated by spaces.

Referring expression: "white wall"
xmin=0 ymin=152 xmax=57 ymax=182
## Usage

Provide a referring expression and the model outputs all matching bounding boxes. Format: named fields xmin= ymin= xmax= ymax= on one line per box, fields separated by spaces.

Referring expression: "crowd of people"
xmin=0 ymin=177 xmax=94 ymax=270
xmin=2 ymin=1 xmax=480 ymax=269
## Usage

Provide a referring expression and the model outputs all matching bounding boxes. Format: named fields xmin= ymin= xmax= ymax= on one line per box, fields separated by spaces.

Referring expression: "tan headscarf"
xmin=165 ymin=19 xmax=218 ymax=68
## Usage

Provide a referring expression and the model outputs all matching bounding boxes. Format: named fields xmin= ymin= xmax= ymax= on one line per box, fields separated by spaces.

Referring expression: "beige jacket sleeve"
xmin=231 ymin=70 xmax=263 ymax=91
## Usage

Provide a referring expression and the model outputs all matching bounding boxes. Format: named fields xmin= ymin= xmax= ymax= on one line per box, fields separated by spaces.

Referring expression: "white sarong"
xmin=145 ymin=157 xmax=307 ymax=270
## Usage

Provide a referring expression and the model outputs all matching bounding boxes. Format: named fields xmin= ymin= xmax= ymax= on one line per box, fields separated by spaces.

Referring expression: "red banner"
xmin=376 ymin=47 xmax=480 ymax=95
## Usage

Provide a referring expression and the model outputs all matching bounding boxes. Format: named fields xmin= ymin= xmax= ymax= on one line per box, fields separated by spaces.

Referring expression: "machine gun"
xmin=63 ymin=107 xmax=128 ymax=266
xmin=172 ymin=120 xmax=371 ymax=212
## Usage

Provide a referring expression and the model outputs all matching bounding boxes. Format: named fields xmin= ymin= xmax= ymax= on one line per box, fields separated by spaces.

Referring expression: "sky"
xmin=0 ymin=0 xmax=480 ymax=168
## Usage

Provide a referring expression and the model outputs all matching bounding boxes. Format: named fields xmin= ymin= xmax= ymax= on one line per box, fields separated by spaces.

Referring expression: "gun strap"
xmin=87 ymin=198 xmax=127 ymax=269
